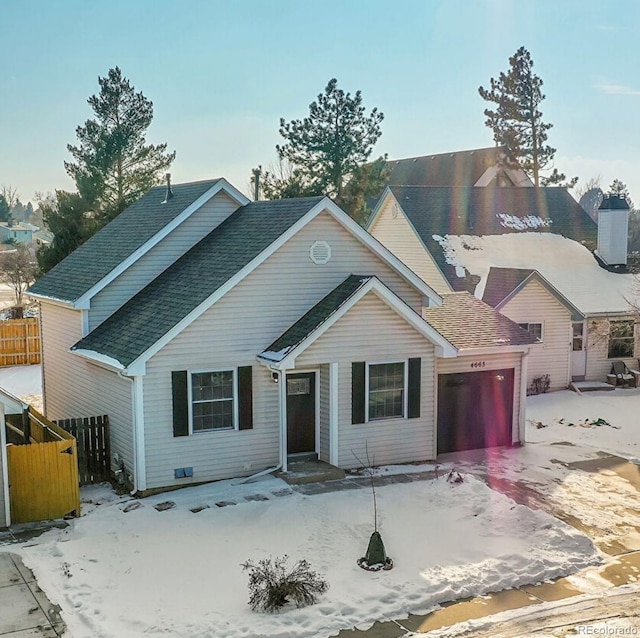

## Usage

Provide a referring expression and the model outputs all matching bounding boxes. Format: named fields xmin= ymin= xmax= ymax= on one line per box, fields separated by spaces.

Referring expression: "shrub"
xmin=241 ymin=555 xmax=329 ymax=613
xmin=527 ymin=374 xmax=551 ymax=396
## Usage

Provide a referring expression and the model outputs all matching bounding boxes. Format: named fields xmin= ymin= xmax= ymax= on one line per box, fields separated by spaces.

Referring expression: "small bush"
xmin=527 ymin=374 xmax=551 ymax=396
xmin=242 ymin=555 xmax=328 ymax=613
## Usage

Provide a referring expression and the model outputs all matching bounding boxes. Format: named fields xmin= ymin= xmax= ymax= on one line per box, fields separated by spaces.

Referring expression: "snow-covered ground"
xmin=2 ymin=366 xmax=640 ymax=637
xmin=17 ymin=475 xmax=597 ymax=638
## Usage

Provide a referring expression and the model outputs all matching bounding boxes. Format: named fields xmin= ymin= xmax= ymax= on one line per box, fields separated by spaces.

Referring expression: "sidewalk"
xmin=0 ymin=552 xmax=65 ymax=637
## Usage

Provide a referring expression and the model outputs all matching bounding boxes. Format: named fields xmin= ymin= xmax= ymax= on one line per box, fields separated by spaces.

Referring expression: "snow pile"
xmin=16 ymin=475 xmax=598 ymax=638
xmin=432 ymin=233 xmax=639 ymax=312
xmin=496 ymin=213 xmax=553 ymax=230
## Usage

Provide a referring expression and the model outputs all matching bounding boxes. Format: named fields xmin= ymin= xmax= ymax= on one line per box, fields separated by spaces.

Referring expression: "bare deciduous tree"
xmin=0 ymin=243 xmax=37 ymax=311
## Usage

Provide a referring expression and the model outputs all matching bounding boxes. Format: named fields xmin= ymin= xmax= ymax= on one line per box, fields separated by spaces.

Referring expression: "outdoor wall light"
xmin=271 ymin=372 xmax=279 ymax=383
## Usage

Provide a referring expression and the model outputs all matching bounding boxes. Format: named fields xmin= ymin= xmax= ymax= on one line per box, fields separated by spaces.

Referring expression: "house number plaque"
xmin=470 ymin=361 xmax=486 ymax=369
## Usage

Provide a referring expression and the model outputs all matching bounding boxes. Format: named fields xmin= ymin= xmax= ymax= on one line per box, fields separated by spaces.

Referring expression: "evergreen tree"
xmin=36 ymin=191 xmax=98 ymax=274
xmin=257 ymin=78 xmax=387 ymax=221
xmin=65 ymin=66 xmax=175 ymax=222
xmin=0 ymin=195 xmax=10 ymax=222
xmin=478 ymin=47 xmax=577 ymax=188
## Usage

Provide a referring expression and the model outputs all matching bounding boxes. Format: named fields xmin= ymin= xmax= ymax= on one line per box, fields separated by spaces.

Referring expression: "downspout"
xmin=518 ymin=350 xmax=529 ymax=445
xmin=278 ymin=369 xmax=288 ymax=473
xmin=118 ymin=371 xmax=146 ymax=495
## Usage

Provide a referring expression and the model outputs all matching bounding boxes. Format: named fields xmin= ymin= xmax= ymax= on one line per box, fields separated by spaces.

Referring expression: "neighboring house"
xmin=378 ymin=146 xmax=533 ymax=193
xmin=0 ymin=221 xmax=34 ymax=244
xmin=28 ymin=177 xmax=536 ymax=494
xmin=368 ymin=187 xmax=638 ymax=390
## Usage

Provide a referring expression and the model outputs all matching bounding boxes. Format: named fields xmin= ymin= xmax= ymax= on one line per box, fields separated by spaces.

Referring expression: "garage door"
xmin=437 ymin=368 xmax=514 ymax=454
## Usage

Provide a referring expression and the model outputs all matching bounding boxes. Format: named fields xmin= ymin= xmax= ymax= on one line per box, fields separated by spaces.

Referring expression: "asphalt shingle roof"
xmin=482 ymin=267 xmax=535 ymax=308
xmin=73 ymin=197 xmax=325 ymax=367
xmin=423 ymin=292 xmax=539 ymax=350
xmin=389 ymin=186 xmax=598 ymax=292
xmin=259 ymin=275 xmax=373 ymax=362
xmin=385 ymin=147 xmax=507 ymax=189
xmin=29 ymin=179 xmax=223 ymax=303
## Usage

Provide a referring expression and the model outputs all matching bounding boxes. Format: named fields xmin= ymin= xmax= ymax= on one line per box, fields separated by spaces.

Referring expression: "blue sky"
xmin=2 ymin=0 xmax=639 ymax=203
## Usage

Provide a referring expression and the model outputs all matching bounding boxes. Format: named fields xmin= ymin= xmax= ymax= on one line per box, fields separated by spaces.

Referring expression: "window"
xmin=608 ymin=320 xmax=635 ymax=358
xmin=518 ymin=322 xmax=543 ymax=341
xmin=191 ymin=370 xmax=235 ymax=431
xmin=368 ymin=362 xmax=405 ymax=420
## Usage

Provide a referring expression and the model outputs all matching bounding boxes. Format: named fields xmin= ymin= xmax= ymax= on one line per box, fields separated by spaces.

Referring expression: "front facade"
xmin=29 ymin=179 xmax=535 ymax=493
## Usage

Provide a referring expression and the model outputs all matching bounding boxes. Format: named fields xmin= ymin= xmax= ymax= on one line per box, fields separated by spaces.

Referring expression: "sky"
xmin=1 ymin=0 xmax=639 ymax=205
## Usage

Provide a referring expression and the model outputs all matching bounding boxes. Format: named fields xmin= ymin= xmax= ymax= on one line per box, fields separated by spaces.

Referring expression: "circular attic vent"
xmin=309 ymin=240 xmax=332 ymax=265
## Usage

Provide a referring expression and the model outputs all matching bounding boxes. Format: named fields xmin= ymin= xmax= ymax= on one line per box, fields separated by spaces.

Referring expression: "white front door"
xmin=571 ymin=322 xmax=587 ymax=379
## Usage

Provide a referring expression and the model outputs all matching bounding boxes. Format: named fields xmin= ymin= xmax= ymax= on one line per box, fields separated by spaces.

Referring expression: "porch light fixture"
xmin=271 ymin=372 xmax=279 ymax=384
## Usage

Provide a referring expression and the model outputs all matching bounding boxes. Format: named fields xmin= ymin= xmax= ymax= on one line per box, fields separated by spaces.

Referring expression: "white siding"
xmin=586 ymin=317 xmax=639 ymax=381
xmin=0 ymin=423 xmax=7 ymax=527
xmin=369 ymin=197 xmax=451 ymax=294
xmin=40 ymin=302 xmax=134 ymax=475
xmin=319 ymin=364 xmax=330 ymax=462
xmin=89 ymin=192 xmax=240 ymax=330
xmin=296 ymin=292 xmax=436 ymax=469
xmin=436 ymin=352 xmax=524 ymax=445
xmin=142 ymin=212 xmax=427 ymax=489
xmin=499 ymin=280 xmax=571 ymax=391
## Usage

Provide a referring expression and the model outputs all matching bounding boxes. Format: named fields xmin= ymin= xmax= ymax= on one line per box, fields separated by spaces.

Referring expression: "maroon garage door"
xmin=437 ymin=368 xmax=515 ymax=454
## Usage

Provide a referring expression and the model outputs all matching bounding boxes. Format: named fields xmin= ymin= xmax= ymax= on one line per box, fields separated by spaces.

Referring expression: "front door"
xmin=571 ymin=322 xmax=587 ymax=380
xmin=286 ymin=372 xmax=316 ymax=455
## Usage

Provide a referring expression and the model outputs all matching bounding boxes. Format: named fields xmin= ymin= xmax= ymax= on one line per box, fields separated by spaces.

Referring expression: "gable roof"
xmin=73 ymin=197 xmax=325 ymax=368
xmin=483 ymin=267 xmax=584 ymax=320
xmin=384 ymin=147 xmax=511 ymax=188
xmin=258 ymin=275 xmax=457 ymax=369
xmin=423 ymin=292 xmax=538 ymax=351
xmin=381 ymin=186 xmax=598 ymax=292
xmin=28 ymin=179 xmax=248 ymax=305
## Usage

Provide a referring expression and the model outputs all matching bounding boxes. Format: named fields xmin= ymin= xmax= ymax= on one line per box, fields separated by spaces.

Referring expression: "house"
xmin=378 ymin=146 xmax=533 ymax=193
xmin=28 ymin=177 xmax=537 ymax=493
xmin=0 ymin=221 xmax=34 ymax=245
xmin=368 ymin=186 xmax=638 ymax=390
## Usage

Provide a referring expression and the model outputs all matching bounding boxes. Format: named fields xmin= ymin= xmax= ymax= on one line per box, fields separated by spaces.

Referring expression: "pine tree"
xmin=0 ymin=195 xmax=10 ymax=223
xmin=258 ymin=78 xmax=387 ymax=221
xmin=66 ymin=67 xmax=175 ymax=222
xmin=478 ymin=47 xmax=576 ymax=188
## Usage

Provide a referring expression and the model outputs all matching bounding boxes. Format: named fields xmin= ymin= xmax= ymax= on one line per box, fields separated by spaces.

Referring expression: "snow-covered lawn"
xmin=15 ymin=475 xmax=596 ymax=638
xmin=526 ymin=387 xmax=640 ymax=460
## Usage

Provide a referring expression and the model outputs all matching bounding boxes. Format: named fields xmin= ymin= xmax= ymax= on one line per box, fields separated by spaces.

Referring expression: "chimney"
xmin=597 ymin=193 xmax=629 ymax=266
xmin=162 ymin=173 xmax=173 ymax=203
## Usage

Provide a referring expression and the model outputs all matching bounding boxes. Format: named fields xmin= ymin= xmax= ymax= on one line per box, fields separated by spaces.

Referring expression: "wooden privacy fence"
xmin=6 ymin=407 xmax=81 ymax=524
xmin=55 ymin=415 xmax=110 ymax=486
xmin=0 ymin=318 xmax=41 ymax=366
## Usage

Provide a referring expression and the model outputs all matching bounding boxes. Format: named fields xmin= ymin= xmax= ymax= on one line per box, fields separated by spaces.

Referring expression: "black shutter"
xmin=238 ymin=366 xmax=253 ymax=430
xmin=172 ymin=371 xmax=189 ymax=437
xmin=351 ymin=361 xmax=366 ymax=424
xmin=407 ymin=358 xmax=421 ymax=419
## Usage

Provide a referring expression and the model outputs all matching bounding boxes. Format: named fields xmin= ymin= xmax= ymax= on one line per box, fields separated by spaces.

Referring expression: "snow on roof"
xmin=434 ymin=232 xmax=639 ymax=315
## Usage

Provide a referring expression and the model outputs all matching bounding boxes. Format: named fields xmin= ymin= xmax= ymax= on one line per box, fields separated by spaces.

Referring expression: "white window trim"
xmin=518 ymin=322 xmax=544 ymax=342
xmin=365 ymin=359 xmax=408 ymax=423
xmin=188 ymin=368 xmax=238 ymax=433
xmin=608 ymin=319 xmax=635 ymax=359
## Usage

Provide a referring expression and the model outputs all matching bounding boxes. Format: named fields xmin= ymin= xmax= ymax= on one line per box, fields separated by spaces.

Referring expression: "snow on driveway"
xmin=16 ymin=474 xmax=597 ymax=638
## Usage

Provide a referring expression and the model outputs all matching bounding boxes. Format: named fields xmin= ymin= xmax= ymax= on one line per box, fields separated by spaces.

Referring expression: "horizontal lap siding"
xmin=40 ymin=303 xmax=134 ymax=474
xmin=143 ymin=212 xmax=425 ymax=488
xmin=89 ymin=192 xmax=240 ymax=330
xmin=369 ymin=198 xmax=451 ymax=294
xmin=500 ymin=280 xmax=571 ymax=391
xmin=319 ymin=365 xmax=330 ymax=462
xmin=437 ymin=352 xmax=523 ymax=444
xmin=586 ymin=318 xmax=638 ymax=381
xmin=295 ymin=293 xmax=436 ymax=469
xmin=0 ymin=443 xmax=6 ymax=527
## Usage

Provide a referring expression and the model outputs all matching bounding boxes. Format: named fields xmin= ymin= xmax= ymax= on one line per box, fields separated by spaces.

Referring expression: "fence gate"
xmin=6 ymin=408 xmax=81 ymax=524
xmin=55 ymin=415 xmax=110 ymax=485
xmin=0 ymin=318 xmax=41 ymax=366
